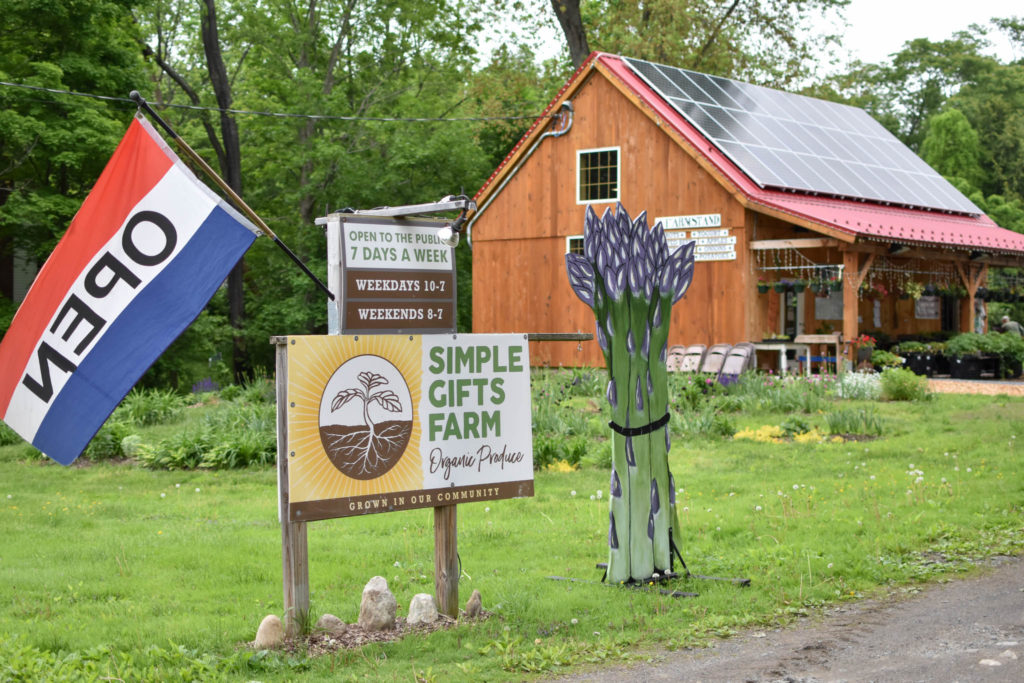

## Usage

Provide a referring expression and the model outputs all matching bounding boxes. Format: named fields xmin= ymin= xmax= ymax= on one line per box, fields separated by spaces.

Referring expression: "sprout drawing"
xmin=322 ymin=370 xmax=410 ymax=479
xmin=332 ymin=371 xmax=403 ymax=432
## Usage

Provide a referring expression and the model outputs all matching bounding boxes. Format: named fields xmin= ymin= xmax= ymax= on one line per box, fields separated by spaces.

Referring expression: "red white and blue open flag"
xmin=0 ymin=115 xmax=259 ymax=465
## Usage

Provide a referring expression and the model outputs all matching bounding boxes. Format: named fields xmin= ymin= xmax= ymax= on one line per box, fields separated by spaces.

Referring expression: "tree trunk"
xmin=201 ymin=0 xmax=248 ymax=380
xmin=550 ymin=0 xmax=590 ymax=68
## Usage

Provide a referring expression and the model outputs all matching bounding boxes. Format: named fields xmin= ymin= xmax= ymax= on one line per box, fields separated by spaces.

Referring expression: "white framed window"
xmin=577 ymin=146 xmax=620 ymax=204
xmin=565 ymin=236 xmax=584 ymax=255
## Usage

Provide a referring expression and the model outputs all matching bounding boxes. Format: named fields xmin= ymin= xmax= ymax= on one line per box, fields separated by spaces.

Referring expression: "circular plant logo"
xmin=318 ymin=355 xmax=413 ymax=480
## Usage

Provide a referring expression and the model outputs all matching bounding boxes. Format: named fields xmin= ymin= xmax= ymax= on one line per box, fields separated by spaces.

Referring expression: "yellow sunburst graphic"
xmin=286 ymin=335 xmax=423 ymax=503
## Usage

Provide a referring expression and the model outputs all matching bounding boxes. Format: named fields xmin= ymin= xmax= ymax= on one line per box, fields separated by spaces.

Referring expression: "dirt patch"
xmin=554 ymin=556 xmax=1024 ymax=682
xmin=253 ymin=613 xmax=487 ymax=658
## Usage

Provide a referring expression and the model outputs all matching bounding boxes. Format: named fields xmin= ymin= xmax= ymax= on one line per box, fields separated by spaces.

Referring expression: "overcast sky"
xmin=812 ymin=0 xmax=1020 ymax=67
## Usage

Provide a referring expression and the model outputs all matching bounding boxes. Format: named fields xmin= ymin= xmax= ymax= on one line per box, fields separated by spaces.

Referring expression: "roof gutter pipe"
xmin=466 ymin=101 xmax=574 ymax=249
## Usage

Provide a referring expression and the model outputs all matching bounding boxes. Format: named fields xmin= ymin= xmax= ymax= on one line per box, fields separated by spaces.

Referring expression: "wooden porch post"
xmin=955 ymin=262 xmax=988 ymax=333
xmin=842 ymin=250 xmax=874 ymax=363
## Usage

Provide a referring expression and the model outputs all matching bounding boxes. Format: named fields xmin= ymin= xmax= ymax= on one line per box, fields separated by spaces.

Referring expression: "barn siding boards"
xmin=473 ymin=72 xmax=751 ymax=366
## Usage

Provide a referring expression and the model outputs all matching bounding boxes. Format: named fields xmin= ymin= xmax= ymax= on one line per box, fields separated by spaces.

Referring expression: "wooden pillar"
xmin=275 ymin=338 xmax=309 ymax=636
xmin=434 ymin=504 xmax=459 ymax=618
xmin=955 ymin=262 xmax=987 ymax=334
xmin=842 ymin=251 xmax=861 ymax=361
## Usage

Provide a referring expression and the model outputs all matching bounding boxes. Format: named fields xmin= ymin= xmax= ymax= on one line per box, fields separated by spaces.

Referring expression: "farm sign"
xmin=282 ymin=333 xmax=533 ymax=521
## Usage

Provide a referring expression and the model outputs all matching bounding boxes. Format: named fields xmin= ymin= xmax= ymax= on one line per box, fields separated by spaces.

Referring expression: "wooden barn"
xmin=466 ymin=52 xmax=1024 ymax=369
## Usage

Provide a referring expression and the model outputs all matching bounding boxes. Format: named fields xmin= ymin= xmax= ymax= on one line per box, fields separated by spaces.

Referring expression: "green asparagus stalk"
xmin=566 ymin=204 xmax=695 ymax=584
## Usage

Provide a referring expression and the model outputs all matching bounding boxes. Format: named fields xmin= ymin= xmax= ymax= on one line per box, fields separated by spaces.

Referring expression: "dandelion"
xmin=571 ymin=490 xmax=576 ymax=497
xmin=394 ymin=561 xmax=401 ymax=567
xmin=870 ymin=475 xmax=875 ymax=480
xmin=827 ymin=562 xmax=833 ymax=568
xmin=571 ymin=618 xmax=578 ymax=625
xmin=682 ymin=506 xmax=689 ymax=512
xmin=793 ymin=484 xmax=799 ymax=490
xmin=160 ymin=493 xmax=166 ymax=498
xmin=915 ymin=476 xmax=923 ymax=484
xmin=596 ymin=489 xmax=603 ymax=499
xmin=966 ymin=467 xmax=972 ymax=473
xmin=195 ymin=488 xmax=200 ymax=493
xmin=728 ymin=492 xmax=735 ymax=497
xmin=590 ymin=495 xmax=596 ymax=500
xmin=755 ymin=505 xmax=762 ymax=511
xmin=175 ymin=483 xmax=180 ymax=488
xmin=485 ymin=507 xmax=490 ymax=513
xmin=6 ymin=495 xmax=10 ymax=499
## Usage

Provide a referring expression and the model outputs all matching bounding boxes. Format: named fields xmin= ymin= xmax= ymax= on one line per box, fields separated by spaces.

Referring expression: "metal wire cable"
xmin=0 ymin=80 xmax=550 ymax=122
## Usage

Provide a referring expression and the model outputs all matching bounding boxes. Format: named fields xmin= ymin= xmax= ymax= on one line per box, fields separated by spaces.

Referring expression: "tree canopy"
xmin=2 ymin=1 xmax=1024 ymax=389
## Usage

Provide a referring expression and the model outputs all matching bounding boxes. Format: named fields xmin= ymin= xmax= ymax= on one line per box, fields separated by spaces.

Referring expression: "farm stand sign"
xmin=282 ymin=334 xmax=533 ymax=521
xmin=337 ymin=216 xmax=456 ymax=333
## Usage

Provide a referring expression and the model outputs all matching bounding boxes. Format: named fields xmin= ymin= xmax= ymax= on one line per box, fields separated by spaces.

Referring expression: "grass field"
xmin=2 ymin=374 xmax=1024 ymax=681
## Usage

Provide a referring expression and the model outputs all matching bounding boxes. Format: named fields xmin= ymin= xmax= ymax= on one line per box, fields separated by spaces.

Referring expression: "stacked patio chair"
xmin=678 ymin=344 xmax=707 ymax=372
xmin=718 ymin=342 xmax=755 ymax=386
xmin=666 ymin=345 xmax=687 ymax=372
xmin=699 ymin=343 xmax=731 ymax=375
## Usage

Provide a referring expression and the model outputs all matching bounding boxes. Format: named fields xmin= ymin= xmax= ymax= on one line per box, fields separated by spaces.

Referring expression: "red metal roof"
xmin=475 ymin=53 xmax=1024 ymax=256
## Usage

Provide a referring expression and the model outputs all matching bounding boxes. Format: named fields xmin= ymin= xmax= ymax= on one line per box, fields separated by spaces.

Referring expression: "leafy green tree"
xmin=576 ymin=0 xmax=849 ymax=86
xmin=0 ymin=0 xmax=144 ymax=262
xmin=920 ymin=108 xmax=985 ymax=189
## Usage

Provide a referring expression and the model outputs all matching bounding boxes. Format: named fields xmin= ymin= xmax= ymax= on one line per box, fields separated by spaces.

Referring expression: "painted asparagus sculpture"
xmin=565 ymin=203 xmax=695 ymax=584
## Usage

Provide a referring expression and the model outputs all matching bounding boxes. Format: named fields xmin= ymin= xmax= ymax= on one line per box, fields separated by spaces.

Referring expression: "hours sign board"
xmin=660 ymin=225 xmax=737 ymax=262
xmin=336 ymin=216 xmax=456 ymax=333
xmin=282 ymin=334 xmax=534 ymax=522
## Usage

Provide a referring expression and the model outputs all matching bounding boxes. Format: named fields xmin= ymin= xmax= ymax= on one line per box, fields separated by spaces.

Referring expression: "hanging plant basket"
xmin=792 ymin=281 xmax=807 ymax=293
xmin=828 ymin=279 xmax=842 ymax=292
xmin=757 ymin=283 xmax=770 ymax=294
xmin=773 ymin=282 xmax=787 ymax=293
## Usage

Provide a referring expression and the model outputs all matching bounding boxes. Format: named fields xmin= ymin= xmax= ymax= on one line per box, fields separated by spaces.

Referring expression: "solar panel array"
xmin=623 ymin=57 xmax=981 ymax=216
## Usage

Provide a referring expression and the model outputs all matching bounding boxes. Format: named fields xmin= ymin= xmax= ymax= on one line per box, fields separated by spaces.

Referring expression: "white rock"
xmin=358 ymin=576 xmax=397 ymax=631
xmin=996 ymin=641 xmax=1019 ymax=647
xmin=407 ymin=593 xmax=439 ymax=626
xmin=465 ymin=589 xmax=482 ymax=618
xmin=1001 ymin=650 xmax=1018 ymax=660
xmin=979 ymin=659 xmax=1002 ymax=667
xmin=315 ymin=613 xmax=348 ymax=635
xmin=254 ymin=614 xmax=284 ymax=648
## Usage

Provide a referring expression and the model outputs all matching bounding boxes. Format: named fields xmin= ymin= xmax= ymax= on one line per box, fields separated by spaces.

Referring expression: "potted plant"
xmin=871 ymin=349 xmax=904 ymax=371
xmin=792 ymin=278 xmax=807 ymax=293
xmin=757 ymin=278 xmax=771 ymax=294
xmin=896 ymin=340 xmax=933 ymax=376
xmin=979 ymin=332 xmax=1024 ymax=379
xmin=904 ymin=281 xmax=924 ymax=300
xmin=773 ymin=280 xmax=787 ymax=293
xmin=851 ymin=333 xmax=876 ymax=364
xmin=945 ymin=333 xmax=986 ymax=379
xmin=828 ymin=276 xmax=842 ymax=292
xmin=923 ymin=283 xmax=938 ymax=296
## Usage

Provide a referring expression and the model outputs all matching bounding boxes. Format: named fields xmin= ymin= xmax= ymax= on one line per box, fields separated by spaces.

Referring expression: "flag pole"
xmin=128 ymin=91 xmax=335 ymax=301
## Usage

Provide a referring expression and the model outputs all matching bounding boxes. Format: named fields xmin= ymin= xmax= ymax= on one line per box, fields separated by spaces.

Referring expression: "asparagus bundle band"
xmin=565 ymin=203 xmax=695 ymax=584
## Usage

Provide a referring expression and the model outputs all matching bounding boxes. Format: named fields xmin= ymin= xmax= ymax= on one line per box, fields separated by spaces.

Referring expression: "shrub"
xmin=83 ymin=421 xmax=137 ymax=461
xmin=879 ymin=367 xmax=930 ymax=401
xmin=0 ymin=421 xmax=23 ymax=447
xmin=823 ymin=407 xmax=885 ymax=436
xmin=837 ymin=371 xmax=880 ymax=400
xmin=114 ymin=388 xmax=188 ymax=427
xmin=139 ymin=402 xmax=276 ymax=470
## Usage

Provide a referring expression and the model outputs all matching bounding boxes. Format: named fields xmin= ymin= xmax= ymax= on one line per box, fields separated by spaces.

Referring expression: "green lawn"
xmin=2 ymin=384 xmax=1023 ymax=681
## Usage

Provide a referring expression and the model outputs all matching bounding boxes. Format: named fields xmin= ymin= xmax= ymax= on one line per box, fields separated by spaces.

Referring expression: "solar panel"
xmin=623 ymin=57 xmax=982 ymax=216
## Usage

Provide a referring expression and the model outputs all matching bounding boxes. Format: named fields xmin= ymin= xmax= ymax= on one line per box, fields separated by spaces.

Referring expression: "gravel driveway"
xmin=554 ymin=557 xmax=1024 ymax=682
